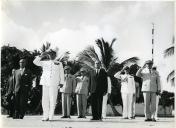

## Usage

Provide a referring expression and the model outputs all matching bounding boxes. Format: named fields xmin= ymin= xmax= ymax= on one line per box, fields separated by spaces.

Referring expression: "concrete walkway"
xmin=1 ymin=115 xmax=175 ymax=128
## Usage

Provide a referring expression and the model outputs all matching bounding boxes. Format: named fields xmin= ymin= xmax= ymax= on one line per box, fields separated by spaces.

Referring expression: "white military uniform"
xmin=33 ymin=56 xmax=64 ymax=120
xmin=102 ymin=77 xmax=112 ymax=118
xmin=114 ymin=72 xmax=135 ymax=118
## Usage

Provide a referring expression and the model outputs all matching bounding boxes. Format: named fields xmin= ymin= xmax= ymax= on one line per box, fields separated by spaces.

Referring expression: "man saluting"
xmin=136 ymin=60 xmax=161 ymax=122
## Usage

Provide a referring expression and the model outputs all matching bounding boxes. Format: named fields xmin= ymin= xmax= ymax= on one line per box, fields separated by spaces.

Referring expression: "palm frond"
xmin=121 ymin=57 xmax=139 ymax=66
xmin=40 ymin=44 xmax=45 ymax=52
xmin=76 ymin=48 xmax=97 ymax=69
xmin=40 ymin=42 xmax=51 ymax=52
xmin=167 ymin=70 xmax=175 ymax=83
xmin=171 ymin=78 xmax=175 ymax=86
xmin=85 ymin=46 xmax=100 ymax=62
xmin=110 ymin=38 xmax=117 ymax=48
xmin=172 ymin=36 xmax=175 ymax=44
xmin=96 ymin=38 xmax=106 ymax=63
xmin=164 ymin=46 xmax=174 ymax=58
xmin=95 ymin=38 xmax=117 ymax=70
xmin=45 ymin=42 xmax=51 ymax=50
xmin=56 ymin=51 xmax=70 ymax=62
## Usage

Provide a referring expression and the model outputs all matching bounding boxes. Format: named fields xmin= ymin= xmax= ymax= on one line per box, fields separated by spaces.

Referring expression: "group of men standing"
xmin=5 ymin=59 xmax=32 ymax=119
xmin=32 ymin=48 xmax=108 ymax=121
xmin=4 ymin=48 xmax=161 ymax=122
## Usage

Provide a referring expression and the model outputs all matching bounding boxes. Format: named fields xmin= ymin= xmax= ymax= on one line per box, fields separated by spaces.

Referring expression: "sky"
xmin=0 ymin=0 xmax=175 ymax=92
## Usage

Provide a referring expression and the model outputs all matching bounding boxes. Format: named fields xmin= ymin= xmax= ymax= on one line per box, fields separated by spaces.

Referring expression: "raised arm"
xmin=136 ymin=62 xmax=147 ymax=77
xmin=114 ymin=67 xmax=125 ymax=79
xmin=33 ymin=56 xmax=43 ymax=67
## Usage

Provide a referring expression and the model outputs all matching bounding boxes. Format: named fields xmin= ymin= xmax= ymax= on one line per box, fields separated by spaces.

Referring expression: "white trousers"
xmin=102 ymin=93 xmax=108 ymax=118
xmin=132 ymin=94 xmax=136 ymax=117
xmin=121 ymin=93 xmax=133 ymax=118
xmin=42 ymin=85 xmax=58 ymax=120
xmin=153 ymin=95 xmax=159 ymax=119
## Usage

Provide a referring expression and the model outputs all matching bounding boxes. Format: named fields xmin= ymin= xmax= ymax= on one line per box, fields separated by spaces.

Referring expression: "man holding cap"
xmin=136 ymin=60 xmax=161 ymax=122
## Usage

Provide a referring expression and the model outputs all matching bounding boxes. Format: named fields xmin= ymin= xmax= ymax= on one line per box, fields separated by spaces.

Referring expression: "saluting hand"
xmin=59 ymin=84 xmax=63 ymax=88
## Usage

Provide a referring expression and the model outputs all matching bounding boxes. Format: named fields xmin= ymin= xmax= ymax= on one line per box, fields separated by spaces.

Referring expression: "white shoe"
xmin=42 ymin=118 xmax=49 ymax=121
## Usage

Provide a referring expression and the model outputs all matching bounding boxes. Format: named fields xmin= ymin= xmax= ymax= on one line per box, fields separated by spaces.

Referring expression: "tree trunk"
xmin=108 ymin=96 xmax=122 ymax=116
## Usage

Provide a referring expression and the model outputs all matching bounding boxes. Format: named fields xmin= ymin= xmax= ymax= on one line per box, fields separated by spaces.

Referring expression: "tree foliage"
xmin=163 ymin=36 xmax=175 ymax=86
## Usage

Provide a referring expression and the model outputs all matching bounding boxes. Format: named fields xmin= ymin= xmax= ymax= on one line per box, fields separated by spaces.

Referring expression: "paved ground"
xmin=1 ymin=115 xmax=175 ymax=128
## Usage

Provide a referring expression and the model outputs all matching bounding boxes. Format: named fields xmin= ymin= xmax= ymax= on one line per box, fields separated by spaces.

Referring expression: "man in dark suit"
xmin=89 ymin=61 xmax=108 ymax=120
xmin=5 ymin=69 xmax=16 ymax=118
xmin=14 ymin=58 xmax=32 ymax=119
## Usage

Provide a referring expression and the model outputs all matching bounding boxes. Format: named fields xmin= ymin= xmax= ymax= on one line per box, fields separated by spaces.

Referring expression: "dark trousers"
xmin=7 ymin=94 xmax=15 ymax=117
xmin=14 ymin=88 xmax=28 ymax=118
xmin=91 ymin=93 xmax=103 ymax=119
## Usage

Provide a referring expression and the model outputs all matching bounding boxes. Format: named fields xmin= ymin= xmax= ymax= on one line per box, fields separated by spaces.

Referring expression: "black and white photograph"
xmin=0 ymin=0 xmax=175 ymax=128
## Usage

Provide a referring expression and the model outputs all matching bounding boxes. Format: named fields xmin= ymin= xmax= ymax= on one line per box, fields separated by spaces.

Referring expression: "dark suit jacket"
xmin=14 ymin=68 xmax=32 ymax=94
xmin=89 ymin=68 xmax=108 ymax=95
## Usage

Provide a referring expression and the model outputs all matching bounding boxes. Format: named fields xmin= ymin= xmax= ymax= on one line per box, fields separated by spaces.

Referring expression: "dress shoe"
xmin=61 ymin=116 xmax=67 ymax=118
xmin=99 ymin=118 xmax=103 ymax=121
xmin=145 ymin=118 xmax=152 ymax=121
xmin=131 ymin=116 xmax=135 ymax=119
xmin=78 ymin=116 xmax=83 ymax=118
xmin=42 ymin=118 xmax=49 ymax=121
xmin=90 ymin=118 xmax=99 ymax=121
xmin=13 ymin=115 xmax=19 ymax=119
xmin=7 ymin=115 xmax=13 ymax=118
xmin=19 ymin=115 xmax=24 ymax=119
xmin=152 ymin=118 xmax=156 ymax=122
xmin=122 ymin=117 xmax=128 ymax=119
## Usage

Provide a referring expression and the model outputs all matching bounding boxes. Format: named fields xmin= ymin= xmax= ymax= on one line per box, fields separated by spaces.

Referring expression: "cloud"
xmin=1 ymin=11 xmax=41 ymax=50
xmin=42 ymin=24 xmax=117 ymax=57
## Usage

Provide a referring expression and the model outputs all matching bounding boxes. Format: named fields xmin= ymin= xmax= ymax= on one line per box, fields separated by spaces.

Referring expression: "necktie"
xmin=96 ymin=69 xmax=99 ymax=75
xmin=65 ymin=74 xmax=68 ymax=80
xmin=20 ymin=69 xmax=24 ymax=75
xmin=13 ymin=76 xmax=15 ymax=90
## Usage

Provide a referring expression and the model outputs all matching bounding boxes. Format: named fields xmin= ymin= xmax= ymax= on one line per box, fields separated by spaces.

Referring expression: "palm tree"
xmin=40 ymin=42 xmax=51 ymax=52
xmin=77 ymin=38 xmax=139 ymax=116
xmin=164 ymin=36 xmax=175 ymax=86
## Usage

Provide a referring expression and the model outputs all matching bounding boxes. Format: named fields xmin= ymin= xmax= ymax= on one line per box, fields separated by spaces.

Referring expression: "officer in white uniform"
xmin=102 ymin=76 xmax=112 ymax=118
xmin=114 ymin=66 xmax=135 ymax=119
xmin=33 ymin=49 xmax=64 ymax=121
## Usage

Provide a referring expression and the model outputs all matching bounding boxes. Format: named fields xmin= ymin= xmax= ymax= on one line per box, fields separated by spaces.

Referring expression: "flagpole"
xmin=152 ymin=23 xmax=154 ymax=63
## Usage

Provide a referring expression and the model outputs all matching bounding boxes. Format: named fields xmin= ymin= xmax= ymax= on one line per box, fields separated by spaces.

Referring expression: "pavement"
xmin=1 ymin=115 xmax=175 ymax=128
